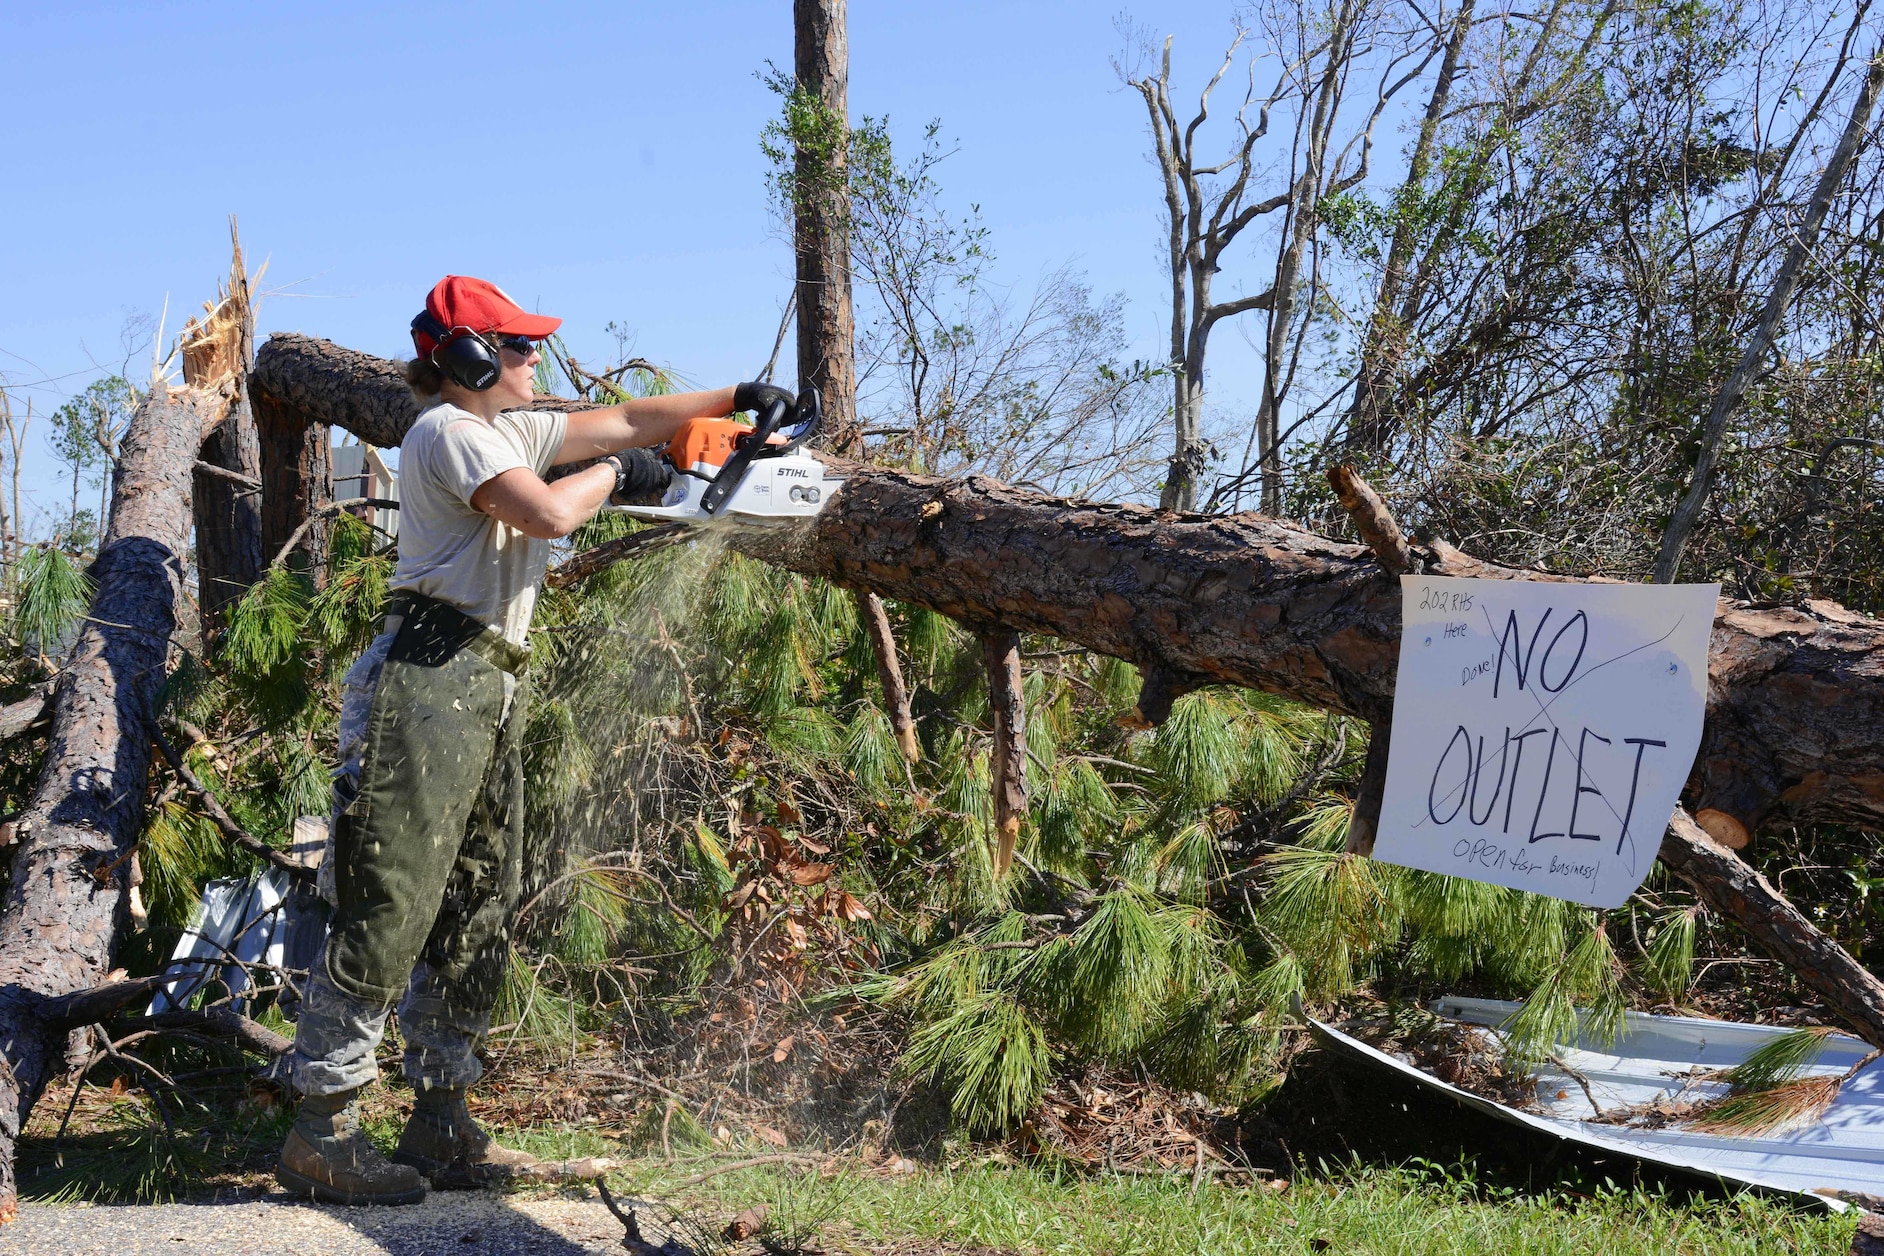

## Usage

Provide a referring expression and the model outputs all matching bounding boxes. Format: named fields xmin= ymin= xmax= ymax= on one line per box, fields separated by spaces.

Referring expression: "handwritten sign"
xmin=1373 ymin=577 xmax=1718 ymax=908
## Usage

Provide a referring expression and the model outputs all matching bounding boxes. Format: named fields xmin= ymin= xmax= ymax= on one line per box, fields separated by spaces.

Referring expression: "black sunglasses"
xmin=492 ymin=333 xmax=536 ymax=357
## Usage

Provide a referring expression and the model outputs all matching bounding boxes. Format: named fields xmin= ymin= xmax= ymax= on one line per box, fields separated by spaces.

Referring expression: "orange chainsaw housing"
xmin=666 ymin=417 xmax=752 ymax=473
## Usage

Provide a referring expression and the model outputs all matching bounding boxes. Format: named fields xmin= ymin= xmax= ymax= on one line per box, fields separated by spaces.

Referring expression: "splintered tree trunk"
xmin=185 ymin=227 xmax=264 ymax=638
xmin=251 ymin=334 xmax=1884 ymax=1040
xmin=982 ymin=631 xmax=1026 ymax=878
xmin=793 ymin=0 xmax=859 ymax=453
xmin=0 ymin=385 xmax=205 ymax=1219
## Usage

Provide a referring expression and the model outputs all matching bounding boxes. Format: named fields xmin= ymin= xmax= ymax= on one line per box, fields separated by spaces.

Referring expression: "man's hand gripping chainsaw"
xmin=607 ymin=384 xmax=838 ymax=526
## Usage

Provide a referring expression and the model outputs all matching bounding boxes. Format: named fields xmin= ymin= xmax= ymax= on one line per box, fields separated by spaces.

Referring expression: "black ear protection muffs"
xmin=411 ymin=309 xmax=503 ymax=392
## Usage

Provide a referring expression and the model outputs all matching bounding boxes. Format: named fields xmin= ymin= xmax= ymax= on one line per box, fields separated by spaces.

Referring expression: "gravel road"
xmin=0 ymin=1191 xmax=646 ymax=1255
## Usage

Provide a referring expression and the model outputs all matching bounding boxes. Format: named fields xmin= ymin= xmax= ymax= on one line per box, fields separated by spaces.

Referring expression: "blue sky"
xmin=1 ymin=1 xmax=1283 ymax=533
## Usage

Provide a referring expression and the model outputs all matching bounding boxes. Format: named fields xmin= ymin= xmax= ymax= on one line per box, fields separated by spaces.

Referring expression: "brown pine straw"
xmin=1691 ymin=1047 xmax=1883 ymax=1135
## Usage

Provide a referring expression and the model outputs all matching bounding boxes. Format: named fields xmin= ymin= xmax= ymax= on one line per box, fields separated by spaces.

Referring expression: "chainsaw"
xmin=608 ymin=388 xmax=840 ymax=527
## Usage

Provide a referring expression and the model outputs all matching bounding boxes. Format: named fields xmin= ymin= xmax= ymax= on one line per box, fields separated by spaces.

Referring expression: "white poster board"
xmin=1373 ymin=576 xmax=1719 ymax=908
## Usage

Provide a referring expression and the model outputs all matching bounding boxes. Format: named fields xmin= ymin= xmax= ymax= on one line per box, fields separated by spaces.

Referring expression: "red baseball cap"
xmin=413 ymin=275 xmax=562 ymax=356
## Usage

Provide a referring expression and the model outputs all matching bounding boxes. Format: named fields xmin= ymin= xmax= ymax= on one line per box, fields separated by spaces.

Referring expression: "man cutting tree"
xmin=277 ymin=275 xmax=796 ymax=1205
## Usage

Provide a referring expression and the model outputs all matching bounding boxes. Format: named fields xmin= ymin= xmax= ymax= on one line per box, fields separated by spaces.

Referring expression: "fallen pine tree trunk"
xmin=254 ymin=334 xmax=1884 ymax=837
xmin=250 ymin=333 xmax=1884 ymax=1040
xmin=0 ymin=381 xmax=209 ymax=1220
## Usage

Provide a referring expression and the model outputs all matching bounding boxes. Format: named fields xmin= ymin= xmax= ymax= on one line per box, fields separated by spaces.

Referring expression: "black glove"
xmin=604 ymin=448 xmax=673 ymax=506
xmin=733 ymin=381 xmax=795 ymax=419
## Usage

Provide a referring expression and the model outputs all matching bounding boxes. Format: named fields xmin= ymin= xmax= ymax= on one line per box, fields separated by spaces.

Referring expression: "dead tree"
xmin=183 ymin=222 xmax=265 ymax=639
xmin=0 ymin=380 xmax=209 ymax=1219
xmin=249 ymin=332 xmax=1884 ymax=1050
xmin=1122 ymin=29 xmax=1283 ymax=511
xmin=1124 ymin=6 xmax=1434 ymax=512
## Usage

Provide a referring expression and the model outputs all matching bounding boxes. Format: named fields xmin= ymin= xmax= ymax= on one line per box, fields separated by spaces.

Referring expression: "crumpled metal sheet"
xmin=1310 ymin=995 xmax=1884 ymax=1208
xmin=149 ymin=866 xmax=329 ymax=1018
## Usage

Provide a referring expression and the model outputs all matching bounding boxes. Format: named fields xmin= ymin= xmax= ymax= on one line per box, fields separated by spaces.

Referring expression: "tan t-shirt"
xmin=391 ymin=403 xmax=569 ymax=645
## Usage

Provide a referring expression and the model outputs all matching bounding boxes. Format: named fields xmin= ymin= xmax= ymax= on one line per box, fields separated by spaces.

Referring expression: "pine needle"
xmin=1642 ymin=906 xmax=1699 ymax=1000
xmin=1691 ymin=1076 xmax=1844 ymax=1135
xmin=1678 ymin=1028 xmax=1879 ymax=1136
xmin=13 ymin=543 xmax=93 ymax=655
xmin=1724 ymin=1024 xmax=1838 ymax=1091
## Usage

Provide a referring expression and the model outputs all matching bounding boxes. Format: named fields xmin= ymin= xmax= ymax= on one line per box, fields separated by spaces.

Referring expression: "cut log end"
xmin=894 ymin=724 xmax=921 ymax=765
xmin=1695 ymin=807 xmax=1751 ymax=850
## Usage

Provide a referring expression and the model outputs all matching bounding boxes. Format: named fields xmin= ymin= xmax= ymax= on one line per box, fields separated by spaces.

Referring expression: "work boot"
xmin=393 ymin=1085 xmax=540 ymax=1189
xmin=276 ymin=1087 xmax=428 ymax=1206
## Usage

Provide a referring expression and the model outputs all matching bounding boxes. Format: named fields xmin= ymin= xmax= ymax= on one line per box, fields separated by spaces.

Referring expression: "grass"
xmin=606 ymin=1155 xmax=1854 ymax=1256
xmin=17 ymin=1071 xmax=1857 ymax=1254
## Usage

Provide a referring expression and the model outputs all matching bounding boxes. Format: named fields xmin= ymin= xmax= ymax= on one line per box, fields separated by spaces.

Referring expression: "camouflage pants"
xmin=290 ymin=596 xmax=530 ymax=1097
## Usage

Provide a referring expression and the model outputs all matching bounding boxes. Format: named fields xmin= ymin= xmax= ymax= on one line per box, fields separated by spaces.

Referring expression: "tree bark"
xmin=857 ymin=592 xmax=919 ymax=762
xmin=253 ymin=383 xmax=331 ymax=582
xmin=0 ymin=384 xmax=204 ymax=1220
xmin=253 ymin=333 xmax=1884 ymax=837
xmin=793 ymin=0 xmax=859 ymax=454
xmin=250 ymin=333 xmax=1884 ymax=838
xmin=981 ymin=630 xmax=1026 ymax=879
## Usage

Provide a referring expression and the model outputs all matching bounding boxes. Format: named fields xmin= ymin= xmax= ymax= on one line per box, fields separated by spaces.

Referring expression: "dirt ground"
xmin=0 ymin=1188 xmax=1018 ymax=1256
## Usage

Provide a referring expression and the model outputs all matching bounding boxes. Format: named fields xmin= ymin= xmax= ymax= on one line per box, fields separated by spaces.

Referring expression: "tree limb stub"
xmin=0 ymin=383 xmax=205 ymax=1220
xmin=982 ymin=629 xmax=1027 ymax=879
xmin=1326 ymin=463 xmax=1416 ymax=576
xmin=1325 ymin=465 xmax=1407 ymax=858
xmin=1344 ymin=723 xmax=1392 ymax=858
xmin=859 ymin=591 xmax=920 ymax=763
xmin=40 ymin=974 xmax=168 ymax=1031
xmin=0 ymin=682 xmax=53 ymax=743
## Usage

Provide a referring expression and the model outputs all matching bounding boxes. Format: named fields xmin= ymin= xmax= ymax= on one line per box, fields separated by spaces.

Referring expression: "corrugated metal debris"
xmin=1311 ymin=996 xmax=1884 ymax=1208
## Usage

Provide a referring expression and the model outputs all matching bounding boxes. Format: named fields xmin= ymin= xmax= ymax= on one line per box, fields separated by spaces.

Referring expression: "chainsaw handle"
xmin=699 ymin=397 xmax=789 ymax=516
xmin=778 ymin=386 xmax=821 ymax=455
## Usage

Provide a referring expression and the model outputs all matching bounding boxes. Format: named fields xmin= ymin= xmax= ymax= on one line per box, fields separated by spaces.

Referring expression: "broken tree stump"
xmin=184 ymin=222 xmax=265 ymax=640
